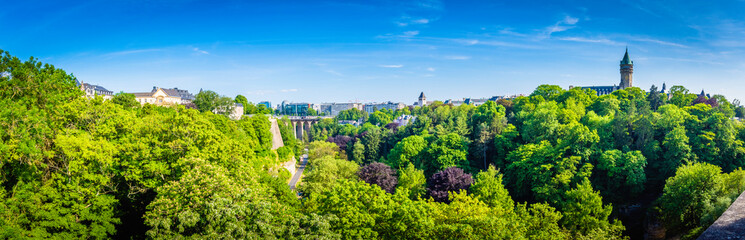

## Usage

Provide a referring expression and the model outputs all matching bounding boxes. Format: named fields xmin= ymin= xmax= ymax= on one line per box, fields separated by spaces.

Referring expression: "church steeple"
xmin=620 ymin=48 xmax=634 ymax=89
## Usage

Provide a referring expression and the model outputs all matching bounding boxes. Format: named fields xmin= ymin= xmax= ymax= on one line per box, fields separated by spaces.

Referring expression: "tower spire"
xmin=619 ymin=48 xmax=633 ymax=88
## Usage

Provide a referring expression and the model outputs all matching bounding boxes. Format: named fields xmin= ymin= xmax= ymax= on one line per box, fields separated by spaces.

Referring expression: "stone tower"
xmin=418 ymin=92 xmax=427 ymax=106
xmin=620 ymin=48 xmax=633 ymax=89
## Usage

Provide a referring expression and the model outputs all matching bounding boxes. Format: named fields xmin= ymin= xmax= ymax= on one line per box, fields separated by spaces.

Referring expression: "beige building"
xmin=131 ymin=87 xmax=184 ymax=106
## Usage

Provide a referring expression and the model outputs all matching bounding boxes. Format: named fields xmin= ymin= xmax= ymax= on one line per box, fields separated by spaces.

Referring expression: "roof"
xmin=160 ymin=88 xmax=180 ymax=97
xmin=132 ymin=92 xmax=152 ymax=97
xmin=620 ymin=48 xmax=633 ymax=65
xmin=419 ymin=92 xmax=426 ymax=99
xmin=81 ymin=83 xmax=113 ymax=94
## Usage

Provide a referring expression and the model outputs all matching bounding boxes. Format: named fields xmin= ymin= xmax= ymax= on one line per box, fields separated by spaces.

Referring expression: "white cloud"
xmin=413 ymin=18 xmax=430 ymax=24
xmin=427 ymin=67 xmax=436 ymax=71
xmin=325 ymin=70 xmax=343 ymax=76
xmin=281 ymin=89 xmax=298 ymax=92
xmin=445 ymin=56 xmax=471 ymax=60
xmin=562 ymin=16 xmax=579 ymax=25
xmin=395 ymin=16 xmax=433 ymax=26
xmin=403 ymin=30 xmax=420 ymax=37
xmin=380 ymin=64 xmax=404 ymax=68
xmin=631 ymin=37 xmax=687 ymax=48
xmin=498 ymin=28 xmax=528 ymax=37
xmin=193 ymin=47 xmax=209 ymax=55
xmin=103 ymin=48 xmax=163 ymax=57
xmin=558 ymin=37 xmax=618 ymax=45
xmin=461 ymin=39 xmax=479 ymax=45
xmin=545 ymin=16 xmax=580 ymax=37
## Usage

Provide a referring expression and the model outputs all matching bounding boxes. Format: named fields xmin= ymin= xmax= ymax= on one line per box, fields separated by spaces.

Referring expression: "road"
xmin=289 ymin=153 xmax=308 ymax=190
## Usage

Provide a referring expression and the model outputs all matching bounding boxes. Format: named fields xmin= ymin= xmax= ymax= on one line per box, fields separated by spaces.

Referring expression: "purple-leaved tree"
xmin=357 ymin=162 xmax=398 ymax=194
xmin=428 ymin=167 xmax=473 ymax=202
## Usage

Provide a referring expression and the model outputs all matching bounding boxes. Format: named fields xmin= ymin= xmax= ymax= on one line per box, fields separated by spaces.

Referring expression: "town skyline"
xmin=3 ymin=0 xmax=744 ymax=104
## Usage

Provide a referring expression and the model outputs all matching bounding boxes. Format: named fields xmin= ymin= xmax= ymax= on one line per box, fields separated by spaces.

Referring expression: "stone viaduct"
xmin=281 ymin=116 xmax=332 ymax=139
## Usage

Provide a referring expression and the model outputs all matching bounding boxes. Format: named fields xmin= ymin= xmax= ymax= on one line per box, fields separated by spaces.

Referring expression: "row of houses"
xmin=278 ymin=101 xmax=408 ymax=116
xmin=77 ymin=82 xmax=243 ymax=119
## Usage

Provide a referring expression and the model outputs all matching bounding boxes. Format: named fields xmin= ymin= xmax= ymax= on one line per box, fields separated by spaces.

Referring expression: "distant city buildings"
xmin=320 ymin=102 xmax=363 ymax=116
xmin=77 ymin=81 xmax=113 ymax=99
xmin=363 ymin=101 xmax=406 ymax=113
xmin=258 ymin=101 xmax=272 ymax=110
xmin=444 ymin=95 xmax=524 ymax=106
xmin=281 ymin=101 xmax=311 ymax=115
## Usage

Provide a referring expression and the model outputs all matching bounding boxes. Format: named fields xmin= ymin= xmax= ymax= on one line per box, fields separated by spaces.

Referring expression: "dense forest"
xmin=2 ymin=49 xmax=745 ymax=239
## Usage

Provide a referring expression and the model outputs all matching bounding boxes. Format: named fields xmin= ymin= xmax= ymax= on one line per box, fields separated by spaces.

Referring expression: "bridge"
xmin=277 ymin=115 xmax=333 ymax=139
xmin=698 ymin=191 xmax=745 ymax=239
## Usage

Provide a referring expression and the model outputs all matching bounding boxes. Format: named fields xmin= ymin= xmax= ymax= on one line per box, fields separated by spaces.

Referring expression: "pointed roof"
xmin=620 ymin=47 xmax=633 ymax=65
xmin=419 ymin=92 xmax=426 ymax=99
xmin=700 ymin=89 xmax=706 ymax=96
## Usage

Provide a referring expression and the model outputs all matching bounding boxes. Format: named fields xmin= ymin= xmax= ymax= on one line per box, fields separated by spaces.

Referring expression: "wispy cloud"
xmin=631 ymin=37 xmax=687 ymax=48
xmin=623 ymin=1 xmax=662 ymax=18
xmin=403 ymin=30 xmax=420 ymax=37
xmin=407 ymin=0 xmax=444 ymax=11
xmin=444 ymin=56 xmax=471 ymax=60
xmin=103 ymin=48 xmax=163 ymax=57
xmin=281 ymin=89 xmax=298 ymax=92
xmin=325 ymin=69 xmax=344 ymax=76
xmin=380 ymin=64 xmax=404 ymax=68
xmin=193 ymin=47 xmax=209 ymax=54
xmin=545 ymin=16 xmax=579 ymax=37
xmin=396 ymin=17 xmax=431 ymax=26
xmin=427 ymin=67 xmax=436 ymax=71
xmin=413 ymin=18 xmax=430 ymax=24
xmin=558 ymin=37 xmax=618 ymax=45
xmin=498 ymin=28 xmax=528 ymax=37
xmin=475 ymin=40 xmax=539 ymax=49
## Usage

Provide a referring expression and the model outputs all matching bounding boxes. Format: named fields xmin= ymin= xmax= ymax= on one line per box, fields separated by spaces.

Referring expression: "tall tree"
xmin=647 ymin=85 xmax=663 ymax=111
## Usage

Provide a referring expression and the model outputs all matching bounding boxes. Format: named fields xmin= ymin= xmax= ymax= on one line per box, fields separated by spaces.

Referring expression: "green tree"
xmin=519 ymin=101 xmax=561 ymax=143
xmin=308 ymin=140 xmax=339 ymax=160
xmin=299 ymin=156 xmax=359 ymax=197
xmin=386 ymin=135 xmax=427 ymax=168
xmin=669 ymin=85 xmax=696 ymax=108
xmin=234 ymin=94 xmax=249 ymax=114
xmin=112 ymin=92 xmax=139 ymax=108
xmin=657 ymin=126 xmax=692 ymax=179
xmin=368 ymin=111 xmax=393 ymax=126
xmin=470 ymin=166 xmax=514 ymax=212
xmin=531 ymin=84 xmax=566 ymax=101
xmin=647 ymin=85 xmax=663 ymax=111
xmin=395 ymin=163 xmax=427 ymax=199
xmin=594 ymin=150 xmax=647 ymax=202
xmin=304 ymin=179 xmax=392 ymax=239
xmin=658 ymin=162 xmax=722 ymax=237
xmin=351 ymin=141 xmax=366 ymax=164
xmin=424 ymin=133 xmax=469 ymax=175
xmin=193 ymin=90 xmax=234 ymax=115
xmin=560 ymin=179 xmax=624 ymax=237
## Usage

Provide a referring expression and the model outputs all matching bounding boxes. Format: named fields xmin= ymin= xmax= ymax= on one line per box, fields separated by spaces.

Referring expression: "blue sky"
xmin=2 ymin=0 xmax=745 ymax=105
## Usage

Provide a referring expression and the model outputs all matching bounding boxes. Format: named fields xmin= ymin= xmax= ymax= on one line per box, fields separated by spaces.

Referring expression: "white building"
xmin=78 ymin=81 xmax=113 ymax=100
xmin=131 ymin=87 xmax=184 ymax=106
xmin=320 ymin=102 xmax=363 ymax=116
xmin=363 ymin=101 xmax=406 ymax=113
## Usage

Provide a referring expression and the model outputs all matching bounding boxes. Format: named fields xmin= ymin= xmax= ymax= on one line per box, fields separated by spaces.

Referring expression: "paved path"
xmin=289 ymin=153 xmax=308 ymax=190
